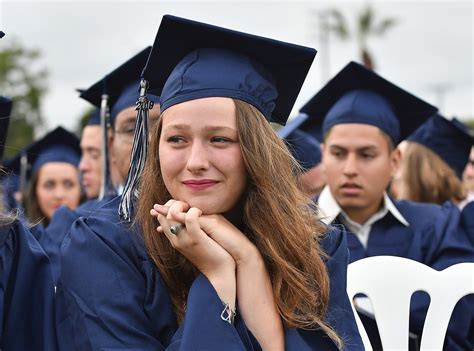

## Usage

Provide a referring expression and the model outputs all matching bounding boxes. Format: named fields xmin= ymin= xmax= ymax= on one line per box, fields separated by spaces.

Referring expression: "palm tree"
xmin=324 ymin=4 xmax=397 ymax=70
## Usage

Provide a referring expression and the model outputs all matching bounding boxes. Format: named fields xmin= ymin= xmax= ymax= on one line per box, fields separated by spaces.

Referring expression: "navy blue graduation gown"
xmin=31 ymin=197 xmax=117 ymax=283
xmin=0 ymin=219 xmax=58 ymax=350
xmin=344 ymin=200 xmax=474 ymax=350
xmin=56 ymin=196 xmax=363 ymax=350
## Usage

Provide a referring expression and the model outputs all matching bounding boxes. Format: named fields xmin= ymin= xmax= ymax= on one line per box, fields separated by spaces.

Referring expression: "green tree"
xmin=0 ymin=37 xmax=48 ymax=158
xmin=325 ymin=4 xmax=397 ymax=70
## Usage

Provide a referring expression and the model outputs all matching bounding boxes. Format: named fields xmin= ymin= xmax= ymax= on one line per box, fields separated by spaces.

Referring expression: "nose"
xmin=342 ymin=153 xmax=358 ymax=177
xmin=186 ymin=141 xmax=209 ymax=173
xmin=79 ymin=156 xmax=89 ymax=172
xmin=53 ymin=186 xmax=66 ymax=200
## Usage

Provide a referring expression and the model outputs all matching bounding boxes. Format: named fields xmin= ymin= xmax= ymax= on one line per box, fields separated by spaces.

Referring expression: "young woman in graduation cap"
xmin=56 ymin=15 xmax=363 ymax=350
xmin=391 ymin=114 xmax=472 ymax=208
xmin=9 ymin=127 xmax=84 ymax=226
xmin=138 ymin=16 xmax=362 ymax=349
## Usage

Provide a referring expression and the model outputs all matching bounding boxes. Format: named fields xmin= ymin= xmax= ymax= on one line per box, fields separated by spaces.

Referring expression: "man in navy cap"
xmin=80 ymin=47 xmax=160 ymax=197
xmin=311 ymin=62 xmax=473 ymax=349
xmin=78 ymin=108 xmax=102 ymax=199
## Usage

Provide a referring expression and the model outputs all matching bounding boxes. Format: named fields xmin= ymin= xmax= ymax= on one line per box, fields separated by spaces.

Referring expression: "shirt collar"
xmin=317 ymin=185 xmax=409 ymax=227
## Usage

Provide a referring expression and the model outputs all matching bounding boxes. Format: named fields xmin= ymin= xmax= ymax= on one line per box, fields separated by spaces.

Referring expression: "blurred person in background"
xmin=78 ymin=108 xmax=102 ymax=199
xmin=9 ymin=127 xmax=83 ymax=226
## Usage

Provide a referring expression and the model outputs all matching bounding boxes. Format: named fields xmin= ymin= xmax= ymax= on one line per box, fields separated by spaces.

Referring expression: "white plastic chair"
xmin=346 ymin=256 xmax=474 ymax=351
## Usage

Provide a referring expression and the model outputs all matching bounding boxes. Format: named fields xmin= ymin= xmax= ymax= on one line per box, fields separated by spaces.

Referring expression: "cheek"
xmin=36 ymin=186 xmax=51 ymax=205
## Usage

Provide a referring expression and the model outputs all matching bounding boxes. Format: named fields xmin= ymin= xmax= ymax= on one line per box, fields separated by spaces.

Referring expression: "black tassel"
xmin=119 ymin=79 xmax=153 ymax=222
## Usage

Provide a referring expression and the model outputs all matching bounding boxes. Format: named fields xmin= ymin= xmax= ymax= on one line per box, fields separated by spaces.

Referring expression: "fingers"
xmin=183 ymin=207 xmax=203 ymax=237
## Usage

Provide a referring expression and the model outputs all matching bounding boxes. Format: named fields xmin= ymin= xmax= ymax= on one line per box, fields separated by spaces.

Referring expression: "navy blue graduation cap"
xmin=298 ymin=61 xmax=438 ymax=145
xmin=80 ymin=48 xmax=160 ymax=200
xmin=278 ymin=114 xmax=321 ymax=171
xmin=80 ymin=47 xmax=153 ymax=127
xmin=142 ymin=15 xmax=317 ymax=125
xmin=407 ymin=114 xmax=474 ymax=178
xmin=119 ymin=14 xmax=317 ymax=221
xmin=0 ymin=96 xmax=13 ymax=162
xmin=0 ymin=31 xmax=4 ymax=39
xmin=86 ymin=108 xmax=101 ymax=126
xmin=8 ymin=127 xmax=80 ymax=183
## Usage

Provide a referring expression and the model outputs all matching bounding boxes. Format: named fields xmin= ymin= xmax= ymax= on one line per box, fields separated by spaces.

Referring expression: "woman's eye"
xmin=64 ymin=180 xmax=75 ymax=189
xmin=211 ymin=137 xmax=231 ymax=144
xmin=168 ymin=136 xmax=186 ymax=144
xmin=43 ymin=181 xmax=55 ymax=189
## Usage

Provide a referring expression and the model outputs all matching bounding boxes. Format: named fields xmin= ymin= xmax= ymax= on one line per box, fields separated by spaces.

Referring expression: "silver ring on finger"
xmin=170 ymin=224 xmax=184 ymax=235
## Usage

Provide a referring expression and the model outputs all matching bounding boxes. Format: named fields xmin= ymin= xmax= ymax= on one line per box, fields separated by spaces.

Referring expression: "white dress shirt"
xmin=317 ymin=185 xmax=409 ymax=248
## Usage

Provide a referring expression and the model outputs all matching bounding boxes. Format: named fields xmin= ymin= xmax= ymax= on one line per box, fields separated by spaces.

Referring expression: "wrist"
xmin=235 ymin=246 xmax=264 ymax=267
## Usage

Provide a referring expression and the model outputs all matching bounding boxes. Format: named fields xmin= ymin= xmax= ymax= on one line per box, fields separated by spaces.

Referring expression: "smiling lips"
xmin=182 ymin=179 xmax=220 ymax=190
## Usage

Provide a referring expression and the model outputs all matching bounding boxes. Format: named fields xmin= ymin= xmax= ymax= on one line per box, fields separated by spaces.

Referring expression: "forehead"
xmin=38 ymin=162 xmax=78 ymax=177
xmin=81 ymin=125 xmax=101 ymax=142
xmin=325 ymin=123 xmax=388 ymax=149
xmin=161 ymin=97 xmax=237 ymax=129
xmin=115 ymin=104 xmax=161 ymax=127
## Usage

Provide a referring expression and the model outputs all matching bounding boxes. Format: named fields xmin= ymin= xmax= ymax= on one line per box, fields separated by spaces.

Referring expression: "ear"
xmin=320 ymin=143 xmax=325 ymax=163
xmin=390 ymin=147 xmax=401 ymax=177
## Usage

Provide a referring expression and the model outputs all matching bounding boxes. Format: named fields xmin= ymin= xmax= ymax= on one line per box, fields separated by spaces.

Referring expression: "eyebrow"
xmin=164 ymin=124 xmax=236 ymax=132
xmin=329 ymin=144 xmax=379 ymax=152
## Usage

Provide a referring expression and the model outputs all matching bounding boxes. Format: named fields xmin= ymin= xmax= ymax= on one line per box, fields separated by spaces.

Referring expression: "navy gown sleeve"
xmin=167 ymin=274 xmax=247 ymax=350
xmin=32 ymin=206 xmax=81 ymax=283
xmin=289 ymin=225 xmax=364 ymax=350
xmin=0 ymin=219 xmax=57 ymax=350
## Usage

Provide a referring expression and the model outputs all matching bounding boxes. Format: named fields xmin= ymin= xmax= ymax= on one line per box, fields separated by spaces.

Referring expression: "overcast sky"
xmin=1 ymin=0 xmax=473 ymax=134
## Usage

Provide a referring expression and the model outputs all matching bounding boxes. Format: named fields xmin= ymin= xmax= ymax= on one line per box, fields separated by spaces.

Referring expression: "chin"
xmin=335 ymin=196 xmax=367 ymax=209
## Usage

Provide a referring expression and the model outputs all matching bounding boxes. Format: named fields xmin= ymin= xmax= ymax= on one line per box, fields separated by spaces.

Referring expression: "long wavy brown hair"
xmin=399 ymin=141 xmax=466 ymax=204
xmin=137 ymin=99 xmax=341 ymax=347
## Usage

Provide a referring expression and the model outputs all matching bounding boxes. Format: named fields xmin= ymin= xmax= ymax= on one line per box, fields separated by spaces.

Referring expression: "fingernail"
xmin=156 ymin=226 xmax=163 ymax=232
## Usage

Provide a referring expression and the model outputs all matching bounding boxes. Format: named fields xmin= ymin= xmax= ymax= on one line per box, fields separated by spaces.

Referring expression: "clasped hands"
xmin=150 ymin=199 xmax=261 ymax=277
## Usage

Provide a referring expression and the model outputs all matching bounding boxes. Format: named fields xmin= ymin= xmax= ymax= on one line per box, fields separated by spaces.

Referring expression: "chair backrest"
xmin=346 ymin=256 xmax=474 ymax=350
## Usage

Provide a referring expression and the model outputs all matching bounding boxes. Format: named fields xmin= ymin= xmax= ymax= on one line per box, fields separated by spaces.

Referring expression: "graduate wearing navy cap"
xmin=80 ymin=47 xmax=161 ymax=197
xmin=392 ymin=114 xmax=474 ymax=206
xmin=8 ymin=126 xmax=83 ymax=226
xmin=56 ymin=15 xmax=363 ymax=351
xmin=0 ymin=100 xmax=58 ymax=351
xmin=315 ymin=62 xmax=474 ymax=349
xmin=77 ymin=108 xmax=103 ymax=199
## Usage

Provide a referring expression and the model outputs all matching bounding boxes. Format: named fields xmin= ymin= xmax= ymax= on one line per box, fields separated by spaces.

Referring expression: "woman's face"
xmin=36 ymin=162 xmax=82 ymax=219
xmin=159 ymin=97 xmax=247 ymax=215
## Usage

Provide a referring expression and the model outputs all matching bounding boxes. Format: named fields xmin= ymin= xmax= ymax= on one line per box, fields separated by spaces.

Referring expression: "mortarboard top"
xmin=8 ymin=127 xmax=80 ymax=180
xmin=0 ymin=96 xmax=13 ymax=163
xmin=0 ymin=31 xmax=4 ymax=39
xmin=407 ymin=114 xmax=474 ymax=179
xmin=142 ymin=15 xmax=317 ymax=125
xmin=298 ymin=61 xmax=437 ymax=144
xmin=79 ymin=47 xmax=152 ymax=125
